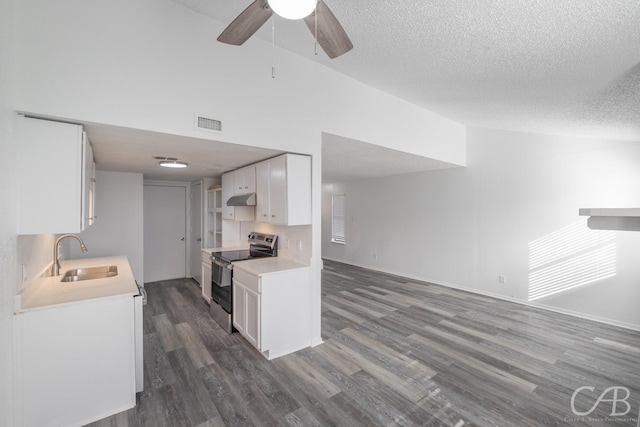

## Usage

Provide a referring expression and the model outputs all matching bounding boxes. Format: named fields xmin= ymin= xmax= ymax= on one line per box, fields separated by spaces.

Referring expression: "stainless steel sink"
xmin=61 ymin=265 xmax=118 ymax=282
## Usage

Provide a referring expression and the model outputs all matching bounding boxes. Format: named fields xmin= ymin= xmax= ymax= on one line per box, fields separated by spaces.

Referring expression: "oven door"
xmin=211 ymin=257 xmax=232 ymax=313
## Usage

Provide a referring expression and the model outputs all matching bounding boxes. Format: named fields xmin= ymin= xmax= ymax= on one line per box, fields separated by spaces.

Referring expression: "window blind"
xmin=331 ymin=194 xmax=345 ymax=244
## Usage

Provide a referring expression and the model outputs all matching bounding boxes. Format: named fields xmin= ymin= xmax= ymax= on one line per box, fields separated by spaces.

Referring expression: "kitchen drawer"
xmin=202 ymin=251 xmax=212 ymax=263
xmin=233 ymin=268 xmax=260 ymax=293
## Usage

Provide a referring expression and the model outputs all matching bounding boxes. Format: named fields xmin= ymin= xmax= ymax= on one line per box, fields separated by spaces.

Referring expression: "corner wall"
xmin=0 ymin=0 xmax=16 ymax=423
xmin=70 ymin=171 xmax=144 ymax=284
xmin=323 ymin=127 xmax=640 ymax=328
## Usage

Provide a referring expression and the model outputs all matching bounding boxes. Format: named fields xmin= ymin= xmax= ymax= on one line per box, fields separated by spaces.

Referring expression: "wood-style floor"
xmin=90 ymin=260 xmax=640 ymax=426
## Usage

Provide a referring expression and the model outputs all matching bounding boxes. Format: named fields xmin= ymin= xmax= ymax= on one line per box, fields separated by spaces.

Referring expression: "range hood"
xmin=226 ymin=193 xmax=256 ymax=207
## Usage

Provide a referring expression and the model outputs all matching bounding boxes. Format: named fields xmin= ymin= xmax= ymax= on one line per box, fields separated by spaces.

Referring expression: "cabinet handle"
xmin=263 ymin=214 xmax=268 ymax=217
xmin=271 ymin=214 xmax=276 ymax=218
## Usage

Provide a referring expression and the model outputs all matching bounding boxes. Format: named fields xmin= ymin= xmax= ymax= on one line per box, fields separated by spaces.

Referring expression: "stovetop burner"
xmin=211 ymin=232 xmax=278 ymax=264
xmin=214 ymin=250 xmax=252 ymax=263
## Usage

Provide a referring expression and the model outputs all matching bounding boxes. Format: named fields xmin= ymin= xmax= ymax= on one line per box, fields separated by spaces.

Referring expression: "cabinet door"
xmin=268 ymin=156 xmax=288 ymax=224
xmin=81 ymin=133 xmax=95 ymax=230
xmin=255 ymin=161 xmax=270 ymax=223
xmin=244 ymin=287 xmax=260 ymax=349
xmin=201 ymin=262 xmax=212 ymax=302
xmin=232 ymin=282 xmax=246 ymax=334
xmin=16 ymin=116 xmax=85 ymax=234
xmin=15 ymin=297 xmax=135 ymax=427
xmin=221 ymin=172 xmax=235 ymax=220
xmin=234 ymin=166 xmax=256 ymax=194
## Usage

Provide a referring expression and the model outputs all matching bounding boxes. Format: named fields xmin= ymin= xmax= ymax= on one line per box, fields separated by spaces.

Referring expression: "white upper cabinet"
xmin=255 ymin=161 xmax=270 ymax=222
xmin=256 ymin=154 xmax=311 ymax=226
xmin=82 ymin=132 xmax=96 ymax=230
xmin=221 ymin=172 xmax=236 ymax=220
xmin=222 ymin=170 xmax=254 ymax=222
xmin=234 ymin=166 xmax=256 ymax=195
xmin=16 ymin=115 xmax=96 ymax=235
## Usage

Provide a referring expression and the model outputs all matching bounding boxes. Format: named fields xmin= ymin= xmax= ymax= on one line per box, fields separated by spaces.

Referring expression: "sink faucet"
xmin=52 ymin=234 xmax=88 ymax=276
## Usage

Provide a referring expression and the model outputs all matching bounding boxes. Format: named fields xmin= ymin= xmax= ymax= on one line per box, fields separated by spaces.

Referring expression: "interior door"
xmin=143 ymin=183 xmax=187 ymax=283
xmin=190 ymin=182 xmax=202 ymax=283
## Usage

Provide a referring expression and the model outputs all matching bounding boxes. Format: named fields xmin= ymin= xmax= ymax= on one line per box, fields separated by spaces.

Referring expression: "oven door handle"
xmin=212 ymin=258 xmax=232 ymax=270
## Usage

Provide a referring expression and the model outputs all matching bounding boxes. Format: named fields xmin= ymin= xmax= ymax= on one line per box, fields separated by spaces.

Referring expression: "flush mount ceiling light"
xmin=155 ymin=156 xmax=188 ymax=168
xmin=159 ymin=160 xmax=188 ymax=168
xmin=268 ymin=0 xmax=316 ymax=20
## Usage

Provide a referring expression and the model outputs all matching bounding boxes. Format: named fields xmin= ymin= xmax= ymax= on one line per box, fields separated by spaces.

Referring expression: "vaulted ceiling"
xmin=75 ymin=1 xmax=640 ymax=182
xmin=175 ymin=0 xmax=640 ymax=141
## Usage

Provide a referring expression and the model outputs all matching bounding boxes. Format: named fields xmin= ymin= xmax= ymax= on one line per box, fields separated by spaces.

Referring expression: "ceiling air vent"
xmin=195 ymin=114 xmax=222 ymax=133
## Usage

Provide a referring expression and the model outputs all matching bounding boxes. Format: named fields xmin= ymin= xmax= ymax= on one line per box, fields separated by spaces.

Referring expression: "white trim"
xmin=322 ymin=256 xmax=640 ymax=332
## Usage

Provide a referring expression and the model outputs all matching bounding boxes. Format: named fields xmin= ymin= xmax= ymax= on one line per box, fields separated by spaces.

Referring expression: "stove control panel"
xmin=248 ymin=232 xmax=278 ymax=249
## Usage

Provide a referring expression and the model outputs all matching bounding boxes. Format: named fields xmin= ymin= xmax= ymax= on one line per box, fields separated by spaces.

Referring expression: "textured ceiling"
xmin=174 ymin=0 xmax=640 ymax=141
xmin=80 ymin=1 xmax=640 ymax=182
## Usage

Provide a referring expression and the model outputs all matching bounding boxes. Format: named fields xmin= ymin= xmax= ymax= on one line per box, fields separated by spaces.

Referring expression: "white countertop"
xmin=16 ymin=256 xmax=139 ymax=313
xmin=232 ymin=257 xmax=310 ymax=276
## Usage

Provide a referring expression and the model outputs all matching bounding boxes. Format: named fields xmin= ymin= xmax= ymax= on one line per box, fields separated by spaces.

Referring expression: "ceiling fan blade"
xmin=217 ymin=0 xmax=273 ymax=46
xmin=304 ymin=0 xmax=353 ymax=59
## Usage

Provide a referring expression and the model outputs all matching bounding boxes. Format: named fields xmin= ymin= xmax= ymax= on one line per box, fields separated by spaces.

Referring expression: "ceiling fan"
xmin=217 ymin=0 xmax=353 ymax=59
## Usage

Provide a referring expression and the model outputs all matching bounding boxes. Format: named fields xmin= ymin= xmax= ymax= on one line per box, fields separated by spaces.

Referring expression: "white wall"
xmin=323 ymin=127 xmax=640 ymax=329
xmin=0 ymin=0 xmax=16 ymax=423
xmin=11 ymin=0 xmax=465 ymax=346
xmin=12 ymin=0 xmax=466 ymax=165
xmin=70 ymin=171 xmax=144 ymax=284
xmin=16 ymin=235 xmax=57 ymax=293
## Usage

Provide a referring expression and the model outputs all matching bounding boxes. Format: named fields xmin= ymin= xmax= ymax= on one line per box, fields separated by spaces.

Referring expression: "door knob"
xmin=196 ymin=238 xmax=201 ymax=242
xmin=181 ymin=237 xmax=185 ymax=241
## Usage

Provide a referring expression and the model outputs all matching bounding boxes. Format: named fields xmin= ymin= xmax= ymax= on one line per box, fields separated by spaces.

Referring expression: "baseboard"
xmin=322 ymin=257 xmax=640 ymax=332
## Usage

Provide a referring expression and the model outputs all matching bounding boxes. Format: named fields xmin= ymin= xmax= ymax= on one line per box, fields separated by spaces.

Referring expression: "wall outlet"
xmin=22 ymin=264 xmax=28 ymax=283
xmin=297 ymin=240 xmax=302 ymax=252
xmin=285 ymin=238 xmax=290 ymax=249
xmin=498 ymin=275 xmax=506 ymax=284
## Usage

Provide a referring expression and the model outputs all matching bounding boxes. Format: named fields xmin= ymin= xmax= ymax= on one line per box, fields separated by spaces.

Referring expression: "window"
xmin=331 ymin=193 xmax=345 ymax=244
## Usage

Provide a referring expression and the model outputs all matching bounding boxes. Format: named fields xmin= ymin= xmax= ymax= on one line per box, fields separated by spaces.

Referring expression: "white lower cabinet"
xmin=232 ymin=264 xmax=311 ymax=360
xmin=14 ymin=296 xmax=136 ymax=427
xmin=201 ymin=251 xmax=212 ymax=302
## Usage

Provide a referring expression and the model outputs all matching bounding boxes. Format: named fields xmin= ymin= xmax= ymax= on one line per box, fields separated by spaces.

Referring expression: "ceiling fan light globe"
xmin=268 ymin=0 xmax=316 ymax=20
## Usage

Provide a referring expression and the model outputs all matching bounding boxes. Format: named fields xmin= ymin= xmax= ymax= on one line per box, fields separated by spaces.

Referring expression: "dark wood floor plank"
xmin=152 ymin=312 xmax=183 ymax=352
xmin=175 ymin=322 xmax=215 ymax=369
xmin=143 ymin=332 xmax=177 ymax=390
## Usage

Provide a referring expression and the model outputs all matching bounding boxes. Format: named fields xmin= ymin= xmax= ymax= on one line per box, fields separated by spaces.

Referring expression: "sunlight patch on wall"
xmin=528 ymin=219 xmax=616 ymax=301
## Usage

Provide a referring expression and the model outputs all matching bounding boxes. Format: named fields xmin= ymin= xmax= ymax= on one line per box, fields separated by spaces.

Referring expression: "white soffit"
xmin=322 ymin=133 xmax=458 ymax=183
